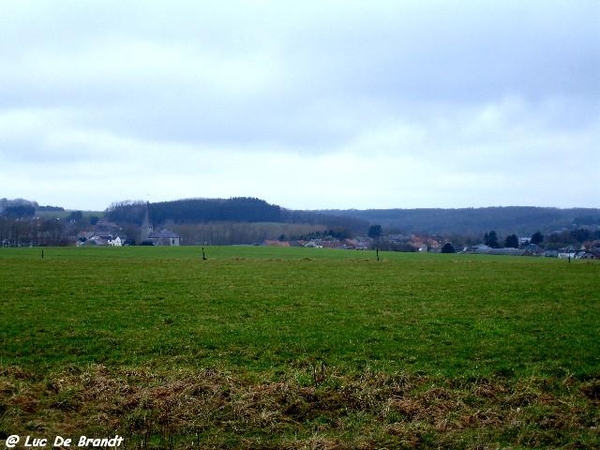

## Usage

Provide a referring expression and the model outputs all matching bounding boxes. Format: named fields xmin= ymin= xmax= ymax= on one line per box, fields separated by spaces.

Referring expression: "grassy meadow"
xmin=1 ymin=246 xmax=599 ymax=449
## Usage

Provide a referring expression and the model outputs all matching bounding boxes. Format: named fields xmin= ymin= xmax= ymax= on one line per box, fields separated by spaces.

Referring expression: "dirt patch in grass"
xmin=1 ymin=364 xmax=598 ymax=449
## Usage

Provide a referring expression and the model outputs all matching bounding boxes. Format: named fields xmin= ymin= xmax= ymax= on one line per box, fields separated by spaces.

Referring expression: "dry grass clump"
xmin=1 ymin=364 xmax=598 ymax=449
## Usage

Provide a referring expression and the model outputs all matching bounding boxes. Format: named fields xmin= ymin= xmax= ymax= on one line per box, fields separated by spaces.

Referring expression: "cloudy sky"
xmin=1 ymin=1 xmax=599 ymax=211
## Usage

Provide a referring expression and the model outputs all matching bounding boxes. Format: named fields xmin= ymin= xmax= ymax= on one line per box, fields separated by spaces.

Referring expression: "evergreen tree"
xmin=441 ymin=242 xmax=456 ymax=253
xmin=368 ymin=224 xmax=382 ymax=239
xmin=531 ymin=231 xmax=544 ymax=245
xmin=504 ymin=234 xmax=519 ymax=248
xmin=484 ymin=230 xmax=499 ymax=248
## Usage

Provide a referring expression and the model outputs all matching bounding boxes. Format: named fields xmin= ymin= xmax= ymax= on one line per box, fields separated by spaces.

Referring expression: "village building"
xmin=76 ymin=220 xmax=126 ymax=247
xmin=146 ymin=229 xmax=180 ymax=246
xmin=140 ymin=202 xmax=180 ymax=246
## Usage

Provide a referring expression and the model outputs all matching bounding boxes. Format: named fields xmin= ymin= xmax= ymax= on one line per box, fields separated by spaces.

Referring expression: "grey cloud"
xmin=1 ymin=0 xmax=598 ymax=209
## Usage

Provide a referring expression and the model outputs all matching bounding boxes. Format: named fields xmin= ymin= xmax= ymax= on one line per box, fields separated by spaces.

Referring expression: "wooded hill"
xmin=320 ymin=206 xmax=600 ymax=236
xmin=3 ymin=197 xmax=597 ymax=247
xmin=104 ymin=198 xmax=369 ymax=236
xmin=104 ymin=199 xmax=600 ymax=238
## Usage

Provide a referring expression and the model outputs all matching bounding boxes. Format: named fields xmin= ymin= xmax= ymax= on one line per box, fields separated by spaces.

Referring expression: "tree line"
xmin=0 ymin=216 xmax=66 ymax=247
xmin=105 ymin=197 xmax=368 ymax=237
xmin=326 ymin=206 xmax=600 ymax=236
xmin=105 ymin=197 xmax=282 ymax=224
xmin=2 ymin=197 xmax=598 ymax=249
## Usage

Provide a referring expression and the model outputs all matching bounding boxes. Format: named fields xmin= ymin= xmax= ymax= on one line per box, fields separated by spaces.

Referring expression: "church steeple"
xmin=140 ymin=202 xmax=153 ymax=242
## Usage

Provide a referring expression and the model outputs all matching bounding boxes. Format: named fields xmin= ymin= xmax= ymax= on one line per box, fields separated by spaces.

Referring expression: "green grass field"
xmin=1 ymin=246 xmax=599 ymax=449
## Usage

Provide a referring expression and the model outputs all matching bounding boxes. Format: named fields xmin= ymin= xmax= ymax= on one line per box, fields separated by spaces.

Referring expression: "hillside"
xmin=319 ymin=207 xmax=600 ymax=236
xmin=4 ymin=197 xmax=599 ymax=242
xmin=104 ymin=198 xmax=369 ymax=235
xmin=104 ymin=200 xmax=600 ymax=237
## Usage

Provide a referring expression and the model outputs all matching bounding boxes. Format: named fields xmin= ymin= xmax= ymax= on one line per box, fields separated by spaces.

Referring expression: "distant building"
xmin=140 ymin=202 xmax=154 ymax=243
xmin=76 ymin=222 xmax=125 ymax=246
xmin=521 ymin=244 xmax=544 ymax=256
xmin=139 ymin=202 xmax=180 ymax=246
xmin=109 ymin=236 xmax=123 ymax=247
xmin=147 ymin=229 xmax=180 ymax=246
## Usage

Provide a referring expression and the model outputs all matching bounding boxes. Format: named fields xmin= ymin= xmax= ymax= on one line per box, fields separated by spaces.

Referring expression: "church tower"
xmin=140 ymin=202 xmax=153 ymax=242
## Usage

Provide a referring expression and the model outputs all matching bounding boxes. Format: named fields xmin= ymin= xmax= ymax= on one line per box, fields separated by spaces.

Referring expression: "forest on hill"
xmin=105 ymin=199 xmax=600 ymax=237
xmin=321 ymin=206 xmax=600 ymax=236
xmin=2 ymin=197 xmax=599 ymax=247
xmin=105 ymin=198 xmax=369 ymax=235
xmin=103 ymin=199 xmax=600 ymax=246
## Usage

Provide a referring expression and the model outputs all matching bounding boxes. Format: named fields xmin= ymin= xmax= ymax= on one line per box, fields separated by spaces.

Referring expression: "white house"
xmin=108 ymin=236 xmax=123 ymax=247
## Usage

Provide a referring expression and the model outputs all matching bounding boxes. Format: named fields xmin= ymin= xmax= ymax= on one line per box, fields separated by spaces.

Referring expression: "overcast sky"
xmin=1 ymin=0 xmax=599 ymax=211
